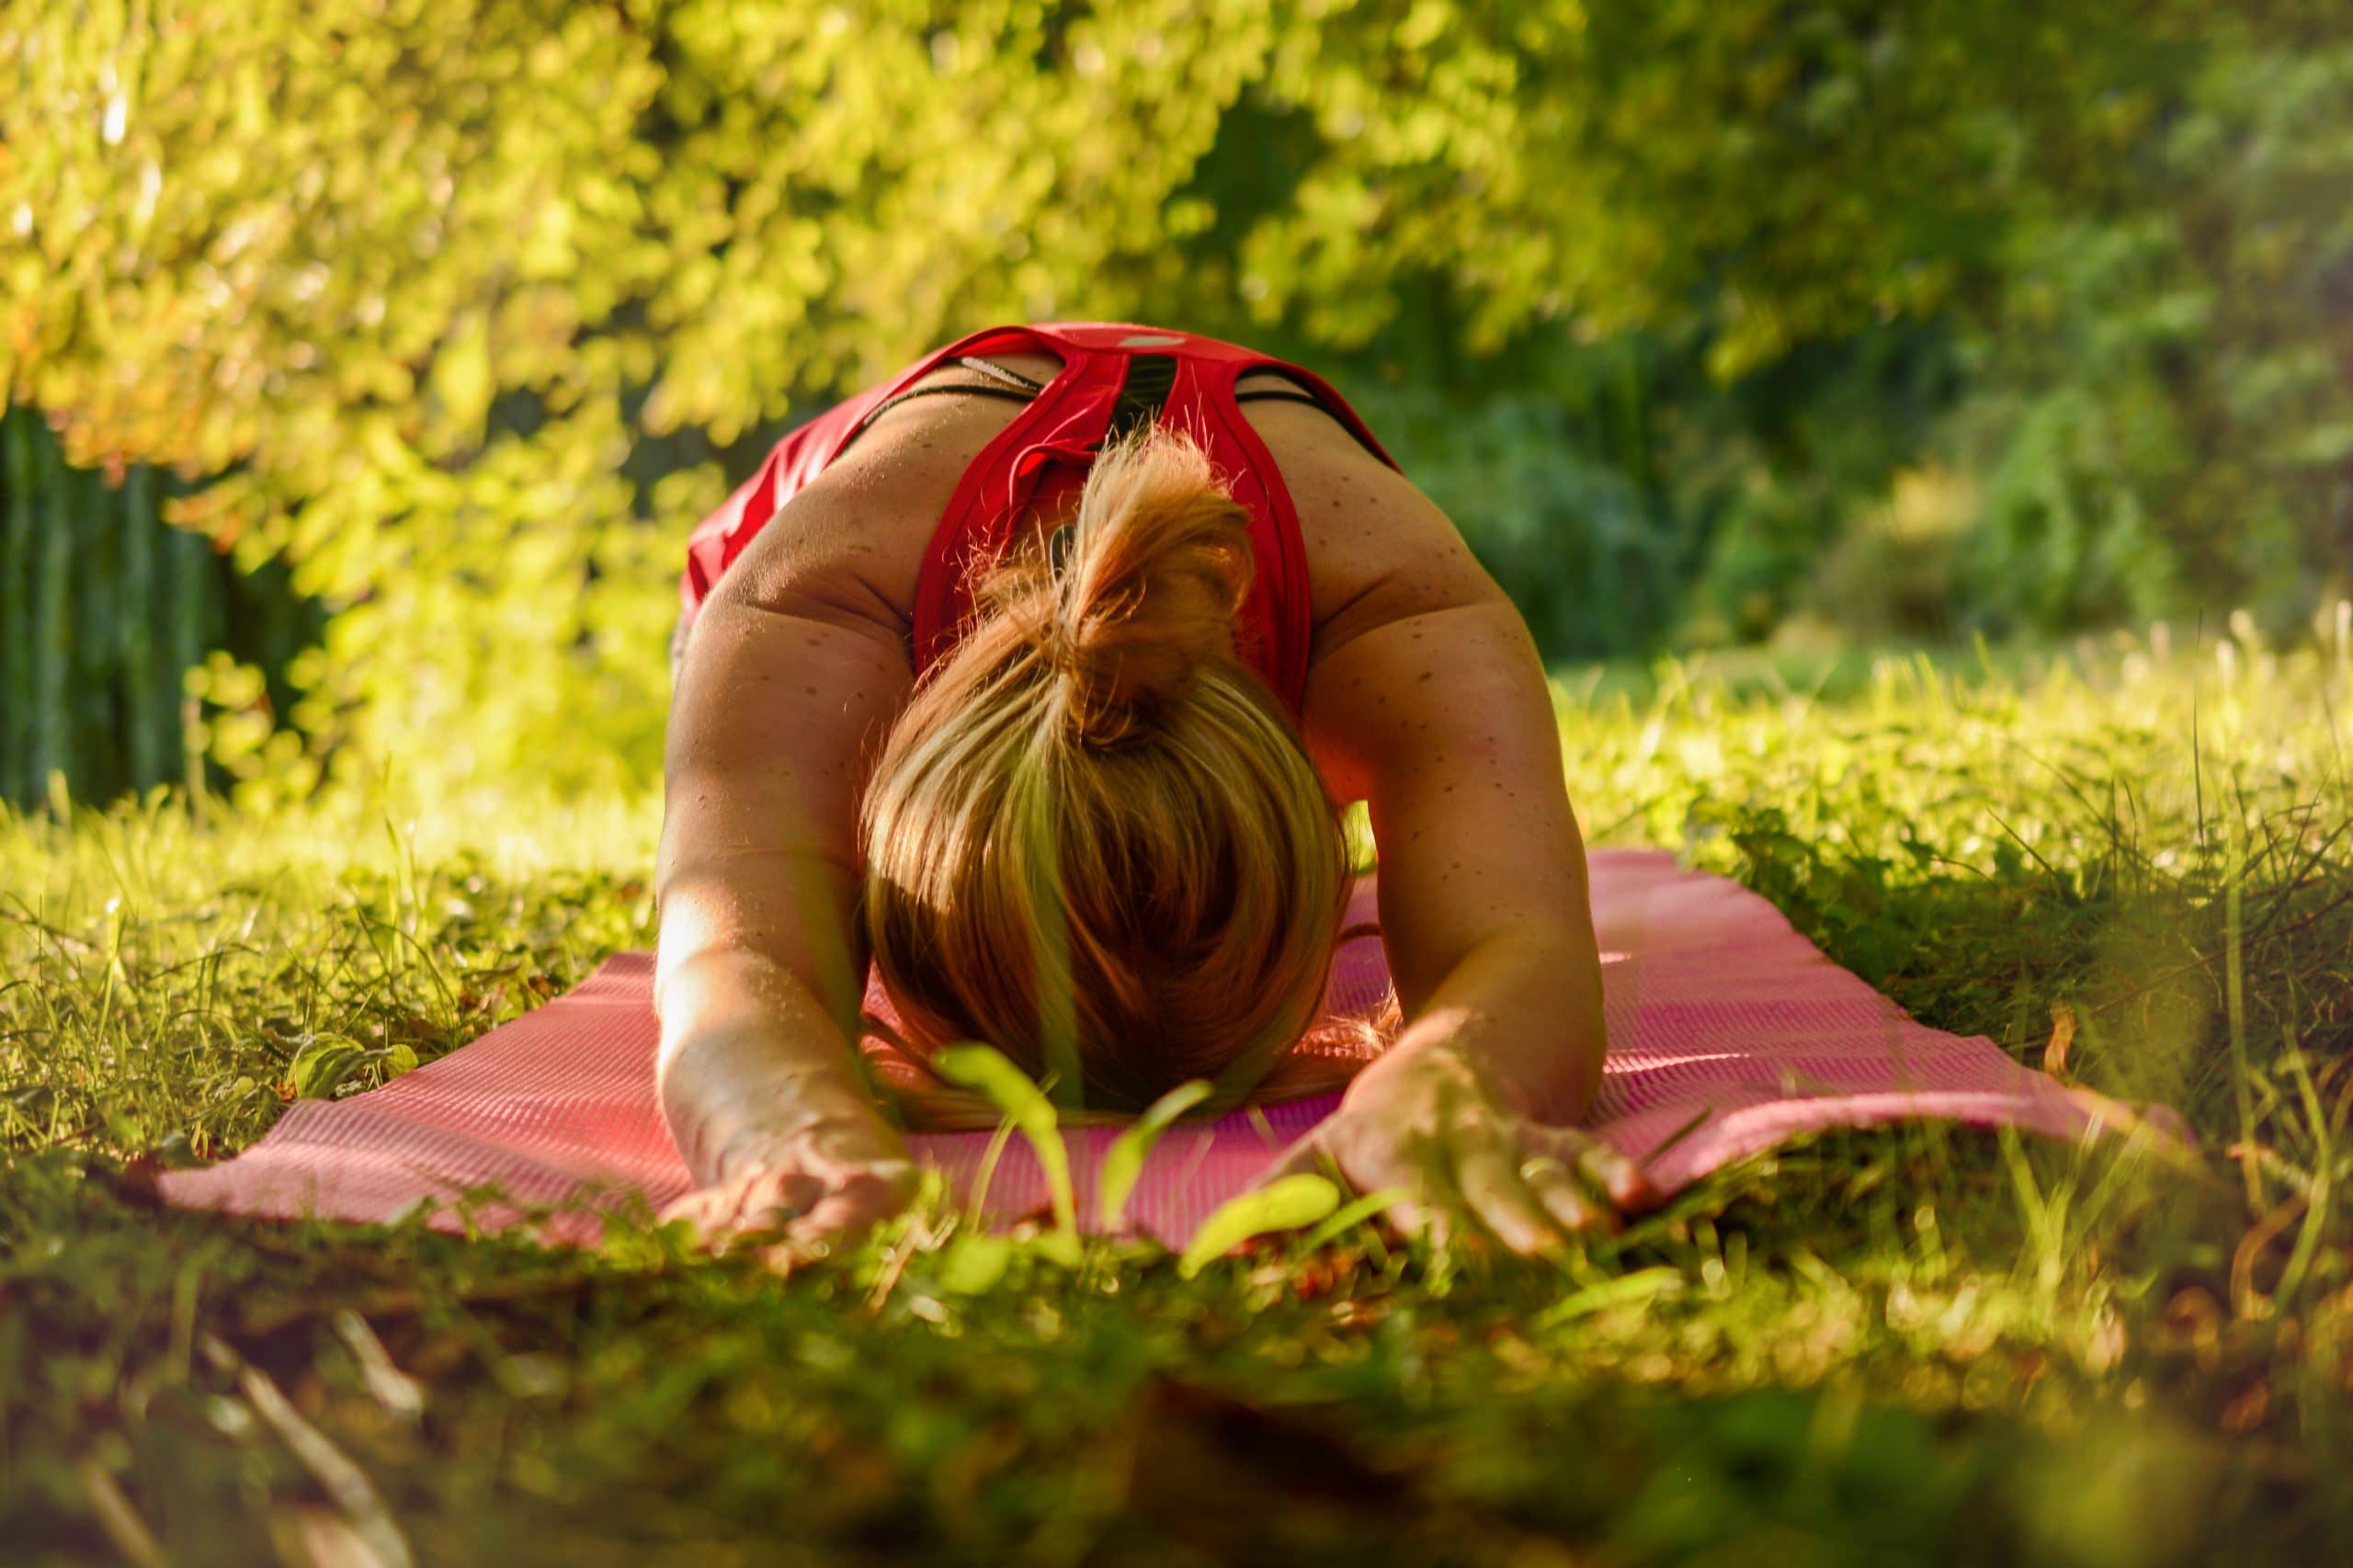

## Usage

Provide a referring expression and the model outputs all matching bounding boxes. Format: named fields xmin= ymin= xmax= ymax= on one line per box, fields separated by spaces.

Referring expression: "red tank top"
xmin=677 ymin=322 xmax=1400 ymax=716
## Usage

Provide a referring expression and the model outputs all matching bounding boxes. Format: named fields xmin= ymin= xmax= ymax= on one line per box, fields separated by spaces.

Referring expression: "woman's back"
xmin=672 ymin=323 xmax=1485 ymax=713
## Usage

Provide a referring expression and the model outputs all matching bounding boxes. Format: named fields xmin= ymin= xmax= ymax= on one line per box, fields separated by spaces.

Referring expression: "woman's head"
xmin=860 ymin=424 xmax=1351 ymax=1119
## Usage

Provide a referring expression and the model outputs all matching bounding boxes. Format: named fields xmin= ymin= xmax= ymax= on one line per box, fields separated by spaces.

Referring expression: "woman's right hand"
xmin=659 ymin=1089 xmax=921 ymax=1260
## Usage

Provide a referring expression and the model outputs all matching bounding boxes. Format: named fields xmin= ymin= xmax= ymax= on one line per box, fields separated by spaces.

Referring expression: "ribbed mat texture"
xmin=161 ymin=850 xmax=2143 ymax=1245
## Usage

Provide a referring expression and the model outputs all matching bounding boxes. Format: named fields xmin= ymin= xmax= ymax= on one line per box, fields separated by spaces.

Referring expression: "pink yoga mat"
xmin=161 ymin=850 xmax=2157 ymax=1247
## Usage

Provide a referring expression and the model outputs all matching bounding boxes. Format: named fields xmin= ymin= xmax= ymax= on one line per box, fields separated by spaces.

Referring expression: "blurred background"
xmin=2 ymin=0 xmax=2347 ymax=811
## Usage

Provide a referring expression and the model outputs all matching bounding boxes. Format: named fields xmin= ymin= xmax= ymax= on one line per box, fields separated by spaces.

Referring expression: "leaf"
xmin=935 ymin=1234 xmax=1013 ymax=1295
xmin=2279 ymin=421 xmax=2353 ymax=465
xmin=288 ymin=1036 xmax=363 ymax=1100
xmin=1298 ymin=1187 xmax=1413 ymax=1253
xmin=931 ymin=1043 xmax=1076 ymax=1242
xmin=1177 ymin=1175 xmax=1340 ymax=1278
xmin=430 ymin=313 xmax=494 ymax=437
xmin=1531 ymin=1267 xmax=1688 ymax=1328
xmin=383 ymin=1043 xmax=420 ymax=1079
xmin=1097 ymin=1079 xmax=1211 ymax=1232
xmin=2042 ymin=1002 xmax=2076 ymax=1082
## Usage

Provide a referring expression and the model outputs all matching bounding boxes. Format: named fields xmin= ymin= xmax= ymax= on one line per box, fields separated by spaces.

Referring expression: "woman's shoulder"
xmin=701 ymin=437 xmax=947 ymax=639
xmin=710 ymin=350 xmax=1499 ymax=669
xmin=709 ymin=355 xmax=1070 ymax=634
xmin=1237 ymin=398 xmax=1509 ymax=667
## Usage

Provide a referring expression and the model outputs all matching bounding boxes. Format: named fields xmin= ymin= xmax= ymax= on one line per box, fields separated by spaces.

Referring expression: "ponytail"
xmin=1009 ymin=425 xmax=1255 ymax=747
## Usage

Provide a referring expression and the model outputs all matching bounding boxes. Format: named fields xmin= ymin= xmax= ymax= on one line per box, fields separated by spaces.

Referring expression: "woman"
xmin=656 ymin=322 xmax=1646 ymax=1257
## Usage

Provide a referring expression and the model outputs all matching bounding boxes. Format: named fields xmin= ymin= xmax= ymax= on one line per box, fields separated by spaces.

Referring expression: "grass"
xmin=6 ymin=613 xmax=2352 ymax=1565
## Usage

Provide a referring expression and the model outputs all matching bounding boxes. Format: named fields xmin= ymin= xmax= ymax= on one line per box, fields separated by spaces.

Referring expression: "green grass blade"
xmin=2272 ymin=1029 xmax=2333 ymax=1309
xmin=1532 ymin=1267 xmax=1688 ymax=1328
xmin=1097 ymin=1079 xmax=1211 ymax=1232
xmin=963 ymin=1119 xmax=1018 ymax=1233
xmin=2226 ymin=800 xmax=2262 ymax=1212
xmin=1297 ymin=1187 xmax=1412 ymax=1253
xmin=931 ymin=1043 xmax=1076 ymax=1241
xmin=1176 ymin=1174 xmax=1339 ymax=1278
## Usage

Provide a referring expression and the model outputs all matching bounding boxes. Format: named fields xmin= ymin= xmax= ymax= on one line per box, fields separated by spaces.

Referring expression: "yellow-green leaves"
xmin=1097 ymin=1079 xmax=1212 ymax=1233
xmin=934 ymin=1233 xmax=1015 ymax=1295
xmin=6 ymin=0 xmax=2322 ymax=809
xmin=931 ymin=1043 xmax=1077 ymax=1247
xmin=1298 ymin=1186 xmax=1411 ymax=1253
xmin=1176 ymin=1173 xmax=1340 ymax=1278
xmin=287 ymin=1035 xmax=364 ymax=1100
xmin=427 ymin=313 xmax=494 ymax=449
xmin=917 ymin=1055 xmax=1347 ymax=1270
xmin=1531 ymin=1267 xmax=1688 ymax=1329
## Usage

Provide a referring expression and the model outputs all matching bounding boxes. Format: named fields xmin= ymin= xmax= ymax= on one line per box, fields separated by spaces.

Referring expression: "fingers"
xmin=1363 ymin=1192 xmax=1448 ymax=1252
xmin=660 ymin=1164 xmax=873 ymax=1251
xmin=1454 ymin=1148 xmax=1564 ymax=1256
xmin=1552 ymin=1131 xmax=1657 ymax=1212
xmin=1248 ymin=1126 xmax=1587 ymax=1256
xmin=1442 ymin=1122 xmax=1648 ymax=1254
xmin=771 ymin=1120 xmax=1637 ymax=1265
xmin=1581 ymin=1130 xmax=1656 ymax=1200
xmin=1243 ymin=1135 xmax=1344 ymax=1193
xmin=660 ymin=1181 xmax=789 ymax=1237
xmin=727 ymin=1171 xmax=826 ymax=1233
xmin=1518 ymin=1156 xmax=1607 ymax=1236
xmin=780 ymin=1161 xmax=921 ymax=1244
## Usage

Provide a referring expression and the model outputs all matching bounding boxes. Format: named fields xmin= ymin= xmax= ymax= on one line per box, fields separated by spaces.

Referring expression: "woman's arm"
xmin=1273 ymin=450 xmax=1652 ymax=1251
xmin=655 ymin=366 xmax=1060 ymax=1251
xmin=654 ymin=476 xmax=924 ymax=1247
xmin=1309 ymin=591 xmax=1606 ymax=1121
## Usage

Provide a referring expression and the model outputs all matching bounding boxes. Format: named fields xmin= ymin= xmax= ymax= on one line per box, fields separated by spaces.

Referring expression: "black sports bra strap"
xmin=1233 ymin=389 xmax=1331 ymax=410
xmin=1233 ymin=372 xmax=1391 ymax=463
xmin=842 ymin=380 xmax=1039 ymax=453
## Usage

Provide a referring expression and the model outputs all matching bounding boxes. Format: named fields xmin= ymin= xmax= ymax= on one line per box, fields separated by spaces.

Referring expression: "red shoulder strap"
xmin=688 ymin=322 xmax=1397 ymax=723
xmin=908 ymin=330 xmax=1124 ymax=676
xmin=682 ymin=325 xmax=1093 ymax=627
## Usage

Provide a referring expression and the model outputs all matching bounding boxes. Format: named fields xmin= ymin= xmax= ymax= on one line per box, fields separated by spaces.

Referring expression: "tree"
xmin=3 ymin=1 xmax=2341 ymax=800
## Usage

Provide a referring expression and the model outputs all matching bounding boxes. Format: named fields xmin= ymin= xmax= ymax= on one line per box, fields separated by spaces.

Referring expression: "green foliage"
xmin=1353 ymin=368 xmax=1687 ymax=659
xmin=1097 ymin=1079 xmax=1213 ymax=1233
xmin=1949 ymin=29 xmax=2353 ymax=635
xmin=7 ymin=1 xmax=2347 ymax=801
xmin=1176 ymin=1174 xmax=1342 ymax=1278
xmin=6 ymin=633 xmax=2352 ymax=1557
xmin=931 ymin=1041 xmax=1079 ymax=1251
xmin=2 ymin=0 xmax=1337 ymax=800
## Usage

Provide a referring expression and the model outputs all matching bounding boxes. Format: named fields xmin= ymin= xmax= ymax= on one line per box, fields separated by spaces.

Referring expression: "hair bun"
xmin=1041 ymin=425 xmax=1255 ymax=747
xmin=864 ymin=421 xmax=1347 ymax=1119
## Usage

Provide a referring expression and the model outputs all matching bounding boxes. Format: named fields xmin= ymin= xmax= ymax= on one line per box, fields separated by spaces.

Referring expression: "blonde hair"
xmin=859 ymin=424 xmax=1363 ymax=1128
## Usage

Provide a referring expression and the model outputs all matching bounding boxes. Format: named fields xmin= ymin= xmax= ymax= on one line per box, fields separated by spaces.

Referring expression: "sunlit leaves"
xmin=1176 ymin=1173 xmax=1340 ymax=1277
xmin=1097 ymin=1080 xmax=1212 ymax=1233
xmin=2 ymin=0 xmax=2343 ymax=802
xmin=931 ymin=1042 xmax=1078 ymax=1247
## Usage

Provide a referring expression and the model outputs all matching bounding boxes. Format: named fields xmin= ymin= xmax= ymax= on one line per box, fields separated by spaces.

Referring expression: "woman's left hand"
xmin=1249 ymin=1042 xmax=1655 ymax=1255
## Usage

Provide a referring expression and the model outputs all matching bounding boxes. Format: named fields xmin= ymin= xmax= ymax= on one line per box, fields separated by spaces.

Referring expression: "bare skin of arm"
xmin=1245 ymin=398 xmax=1654 ymax=1250
xmin=654 ymin=423 xmax=977 ymax=1251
